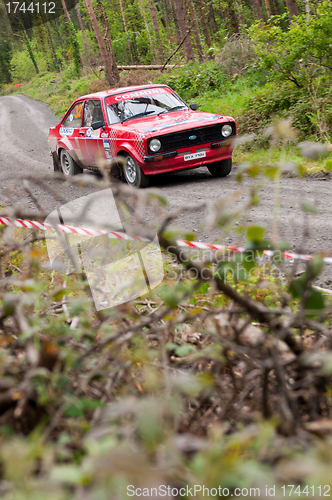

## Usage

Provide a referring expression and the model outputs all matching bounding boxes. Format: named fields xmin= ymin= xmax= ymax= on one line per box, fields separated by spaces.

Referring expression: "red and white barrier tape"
xmin=0 ymin=216 xmax=150 ymax=242
xmin=1 ymin=215 xmax=332 ymax=264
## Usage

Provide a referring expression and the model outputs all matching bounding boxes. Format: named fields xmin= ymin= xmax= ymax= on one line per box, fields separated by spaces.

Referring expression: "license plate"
xmin=184 ymin=151 xmax=206 ymax=162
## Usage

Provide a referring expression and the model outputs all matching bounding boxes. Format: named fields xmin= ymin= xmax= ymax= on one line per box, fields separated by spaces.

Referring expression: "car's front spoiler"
xmin=143 ymin=150 xmax=178 ymax=162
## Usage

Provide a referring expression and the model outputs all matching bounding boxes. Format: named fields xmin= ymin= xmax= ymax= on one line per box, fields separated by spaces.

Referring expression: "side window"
xmin=62 ymin=102 xmax=83 ymax=128
xmin=83 ymin=100 xmax=104 ymax=128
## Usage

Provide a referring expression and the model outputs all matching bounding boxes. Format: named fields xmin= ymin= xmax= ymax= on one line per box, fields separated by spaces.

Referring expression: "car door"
xmin=81 ymin=99 xmax=107 ymax=167
xmin=60 ymin=101 xmax=86 ymax=167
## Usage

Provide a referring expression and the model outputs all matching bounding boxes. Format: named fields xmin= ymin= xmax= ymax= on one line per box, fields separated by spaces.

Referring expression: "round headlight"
xmin=149 ymin=138 xmax=161 ymax=152
xmin=221 ymin=124 xmax=233 ymax=138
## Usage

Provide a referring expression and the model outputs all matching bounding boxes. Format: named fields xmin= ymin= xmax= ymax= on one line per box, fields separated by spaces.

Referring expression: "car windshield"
xmin=105 ymin=89 xmax=188 ymax=124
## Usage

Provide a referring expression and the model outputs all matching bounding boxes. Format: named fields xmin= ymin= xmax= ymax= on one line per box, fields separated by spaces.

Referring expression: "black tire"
xmin=207 ymin=158 xmax=232 ymax=178
xmin=122 ymin=153 xmax=150 ymax=188
xmin=60 ymin=149 xmax=83 ymax=177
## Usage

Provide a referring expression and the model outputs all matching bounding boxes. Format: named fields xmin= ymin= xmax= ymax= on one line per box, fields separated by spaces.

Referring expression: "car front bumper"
xmin=141 ymin=140 xmax=234 ymax=175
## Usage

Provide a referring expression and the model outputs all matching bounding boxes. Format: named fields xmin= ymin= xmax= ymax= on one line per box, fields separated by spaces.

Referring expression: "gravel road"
xmin=1 ymin=94 xmax=332 ymax=286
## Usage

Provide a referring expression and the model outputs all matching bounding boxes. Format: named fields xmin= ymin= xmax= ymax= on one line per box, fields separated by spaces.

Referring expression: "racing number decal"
xmin=74 ymin=103 xmax=82 ymax=120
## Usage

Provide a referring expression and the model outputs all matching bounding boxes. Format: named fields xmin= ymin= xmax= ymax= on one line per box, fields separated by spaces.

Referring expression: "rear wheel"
xmin=122 ymin=153 xmax=149 ymax=188
xmin=207 ymin=158 xmax=232 ymax=178
xmin=60 ymin=150 xmax=83 ymax=177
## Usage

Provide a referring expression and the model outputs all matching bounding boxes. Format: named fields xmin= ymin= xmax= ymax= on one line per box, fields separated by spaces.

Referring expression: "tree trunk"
xmin=284 ymin=0 xmax=299 ymax=18
xmin=118 ymin=0 xmax=135 ymax=64
xmin=252 ymin=0 xmax=264 ymax=20
xmin=21 ymin=23 xmax=39 ymax=74
xmin=168 ymin=0 xmax=182 ymax=44
xmin=97 ymin=1 xmax=120 ymax=84
xmin=196 ymin=0 xmax=212 ymax=47
xmin=271 ymin=0 xmax=281 ymax=15
xmin=76 ymin=4 xmax=89 ymax=55
xmin=219 ymin=1 xmax=225 ymax=21
xmin=148 ymin=0 xmax=161 ymax=36
xmin=60 ymin=0 xmax=71 ymax=23
xmin=138 ymin=0 xmax=157 ymax=62
xmin=171 ymin=0 xmax=195 ymax=61
xmin=186 ymin=0 xmax=204 ymax=62
xmin=148 ymin=0 xmax=164 ymax=59
xmin=43 ymin=14 xmax=59 ymax=71
xmin=60 ymin=0 xmax=83 ymax=67
xmin=225 ymin=0 xmax=240 ymax=33
xmin=263 ymin=0 xmax=272 ymax=18
xmin=208 ymin=0 xmax=219 ymax=41
xmin=33 ymin=21 xmax=51 ymax=70
xmin=84 ymin=0 xmax=116 ymax=85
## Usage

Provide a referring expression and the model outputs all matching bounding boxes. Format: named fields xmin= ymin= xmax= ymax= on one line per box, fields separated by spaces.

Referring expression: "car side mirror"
xmin=91 ymin=120 xmax=105 ymax=130
xmin=190 ymin=103 xmax=197 ymax=111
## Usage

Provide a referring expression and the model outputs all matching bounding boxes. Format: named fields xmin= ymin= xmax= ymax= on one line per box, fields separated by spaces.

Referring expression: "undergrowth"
xmin=1 ymin=143 xmax=332 ymax=497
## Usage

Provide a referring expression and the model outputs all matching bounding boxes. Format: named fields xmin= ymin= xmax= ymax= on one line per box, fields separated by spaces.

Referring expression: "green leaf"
xmin=65 ymin=404 xmax=85 ymax=418
xmin=264 ymin=166 xmax=280 ymax=179
xmin=184 ymin=233 xmax=196 ymax=241
xmin=174 ymin=344 xmax=195 ymax=356
xmin=162 ymin=290 xmax=180 ymax=309
xmin=247 ymin=225 xmax=264 ymax=242
xmin=51 ymin=465 xmax=84 ymax=485
xmin=289 ymin=274 xmax=306 ymax=299
xmin=305 ymin=288 xmax=325 ymax=315
xmin=301 ymin=201 xmax=318 ymax=214
xmin=52 ymin=288 xmax=67 ymax=300
xmin=3 ymin=295 xmax=19 ymax=317
xmin=148 ymin=191 xmax=168 ymax=206
xmin=308 ymin=255 xmax=324 ymax=279
xmin=242 ymin=259 xmax=257 ymax=273
xmin=247 ymin=165 xmax=261 ymax=177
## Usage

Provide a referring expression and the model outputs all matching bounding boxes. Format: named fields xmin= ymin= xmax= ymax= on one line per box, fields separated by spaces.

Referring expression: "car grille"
xmin=148 ymin=122 xmax=235 ymax=154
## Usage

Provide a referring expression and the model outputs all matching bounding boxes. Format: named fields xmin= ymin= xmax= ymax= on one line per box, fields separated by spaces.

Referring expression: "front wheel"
xmin=60 ymin=150 xmax=83 ymax=177
xmin=122 ymin=153 xmax=150 ymax=188
xmin=207 ymin=158 xmax=232 ymax=178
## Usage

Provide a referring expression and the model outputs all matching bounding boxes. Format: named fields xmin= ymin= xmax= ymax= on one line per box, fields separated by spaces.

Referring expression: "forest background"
xmin=2 ymin=0 xmax=332 ymax=169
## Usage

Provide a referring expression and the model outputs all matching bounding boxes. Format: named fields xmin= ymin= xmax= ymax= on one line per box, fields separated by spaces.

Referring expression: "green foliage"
xmin=20 ymin=68 xmax=107 ymax=115
xmin=241 ymin=79 xmax=332 ymax=139
xmin=21 ymin=24 xmax=39 ymax=75
xmin=0 ymin=37 xmax=12 ymax=84
xmin=243 ymin=2 xmax=332 ymax=140
xmin=11 ymin=51 xmax=41 ymax=83
xmin=156 ymin=61 xmax=227 ymax=101
xmin=249 ymin=2 xmax=332 ymax=88
xmin=69 ymin=20 xmax=81 ymax=78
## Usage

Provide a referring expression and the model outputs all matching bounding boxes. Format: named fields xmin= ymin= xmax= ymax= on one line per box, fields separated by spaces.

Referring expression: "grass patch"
xmin=19 ymin=67 xmax=110 ymax=116
xmin=191 ymin=77 xmax=259 ymax=120
xmin=234 ymin=144 xmax=332 ymax=176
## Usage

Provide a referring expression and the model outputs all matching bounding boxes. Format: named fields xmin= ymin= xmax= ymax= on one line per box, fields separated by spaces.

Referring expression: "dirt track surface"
xmin=1 ymin=94 xmax=332 ymax=286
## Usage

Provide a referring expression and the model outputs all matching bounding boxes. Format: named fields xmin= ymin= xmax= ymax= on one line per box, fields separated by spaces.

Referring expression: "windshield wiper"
xmin=122 ymin=110 xmax=155 ymax=122
xmin=157 ymin=105 xmax=187 ymax=115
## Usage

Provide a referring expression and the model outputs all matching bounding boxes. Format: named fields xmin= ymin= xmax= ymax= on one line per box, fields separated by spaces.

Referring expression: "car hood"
xmin=120 ymin=110 xmax=234 ymax=137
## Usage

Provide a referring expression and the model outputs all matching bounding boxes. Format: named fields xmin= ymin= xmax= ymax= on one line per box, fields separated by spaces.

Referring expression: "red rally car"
xmin=48 ymin=84 xmax=236 ymax=188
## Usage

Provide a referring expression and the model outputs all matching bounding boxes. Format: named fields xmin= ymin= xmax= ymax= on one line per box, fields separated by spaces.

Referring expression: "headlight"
xmin=221 ymin=124 xmax=233 ymax=138
xmin=149 ymin=138 xmax=161 ymax=152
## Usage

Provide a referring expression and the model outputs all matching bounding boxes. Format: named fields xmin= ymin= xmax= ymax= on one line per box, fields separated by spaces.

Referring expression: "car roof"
xmin=77 ymin=84 xmax=170 ymax=101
